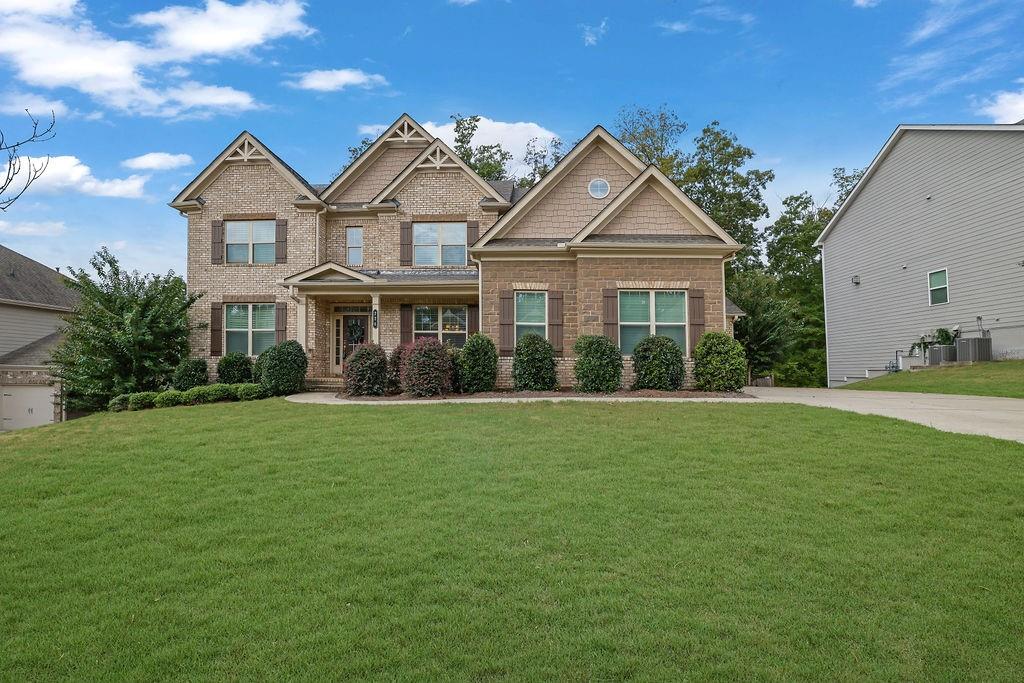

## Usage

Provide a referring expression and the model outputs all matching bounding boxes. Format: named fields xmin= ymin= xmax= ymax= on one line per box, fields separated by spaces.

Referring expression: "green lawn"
xmin=2 ymin=400 xmax=1023 ymax=680
xmin=843 ymin=359 xmax=1024 ymax=399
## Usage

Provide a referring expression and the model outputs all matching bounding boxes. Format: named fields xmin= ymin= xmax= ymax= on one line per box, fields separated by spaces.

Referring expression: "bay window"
xmin=225 ymin=303 xmax=276 ymax=356
xmin=413 ymin=222 xmax=467 ymax=266
xmin=414 ymin=305 xmax=468 ymax=347
xmin=515 ymin=291 xmax=547 ymax=341
xmin=225 ymin=219 xmax=275 ymax=264
xmin=618 ymin=290 xmax=687 ymax=355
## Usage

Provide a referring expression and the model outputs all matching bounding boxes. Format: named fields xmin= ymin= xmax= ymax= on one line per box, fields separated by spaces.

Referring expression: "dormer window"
xmin=413 ymin=222 xmax=467 ymax=266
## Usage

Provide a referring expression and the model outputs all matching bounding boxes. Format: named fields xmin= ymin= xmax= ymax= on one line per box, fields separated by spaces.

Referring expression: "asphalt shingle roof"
xmin=0 ymin=245 xmax=78 ymax=309
xmin=0 ymin=331 xmax=62 ymax=366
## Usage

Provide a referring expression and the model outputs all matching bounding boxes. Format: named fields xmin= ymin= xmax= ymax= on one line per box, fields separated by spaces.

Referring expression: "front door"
xmin=342 ymin=314 xmax=369 ymax=360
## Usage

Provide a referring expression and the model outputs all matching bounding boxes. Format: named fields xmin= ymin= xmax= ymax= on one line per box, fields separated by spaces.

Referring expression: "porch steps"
xmin=305 ymin=376 xmax=346 ymax=392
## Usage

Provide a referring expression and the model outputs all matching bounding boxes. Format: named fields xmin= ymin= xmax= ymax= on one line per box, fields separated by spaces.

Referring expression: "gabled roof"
xmin=370 ymin=138 xmax=507 ymax=204
xmin=569 ymin=166 xmax=739 ymax=246
xmin=0 ymin=244 xmax=78 ymax=310
xmin=815 ymin=123 xmax=1024 ymax=246
xmin=170 ymin=130 xmax=321 ymax=210
xmin=475 ymin=126 xmax=647 ymax=247
xmin=280 ymin=262 xmax=377 ymax=284
xmin=318 ymin=114 xmax=433 ymax=202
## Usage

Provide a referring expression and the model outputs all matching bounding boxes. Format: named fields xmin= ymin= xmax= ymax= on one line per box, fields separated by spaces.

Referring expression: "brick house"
xmin=171 ymin=114 xmax=744 ymax=388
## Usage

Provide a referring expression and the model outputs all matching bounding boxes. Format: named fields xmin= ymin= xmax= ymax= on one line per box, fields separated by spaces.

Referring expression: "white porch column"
xmin=371 ymin=292 xmax=381 ymax=344
xmin=296 ymin=296 xmax=307 ymax=350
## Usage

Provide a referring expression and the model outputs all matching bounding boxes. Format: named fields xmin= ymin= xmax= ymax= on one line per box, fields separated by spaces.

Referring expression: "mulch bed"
xmin=334 ymin=389 xmax=753 ymax=401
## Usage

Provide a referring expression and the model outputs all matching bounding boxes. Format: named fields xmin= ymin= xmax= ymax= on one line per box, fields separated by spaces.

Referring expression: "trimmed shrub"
xmin=573 ymin=335 xmax=622 ymax=393
xmin=458 ymin=333 xmax=498 ymax=393
xmin=127 ymin=391 xmax=159 ymax=411
xmin=693 ymin=332 xmax=746 ymax=392
xmin=172 ymin=357 xmax=208 ymax=391
xmin=401 ymin=337 xmax=452 ymax=397
xmin=182 ymin=383 xmax=236 ymax=405
xmin=447 ymin=345 xmax=463 ymax=394
xmin=513 ymin=333 xmax=557 ymax=391
xmin=387 ymin=344 xmax=411 ymax=395
xmin=232 ymin=383 xmax=268 ymax=401
xmin=107 ymin=393 xmax=131 ymax=412
xmin=154 ymin=389 xmax=186 ymax=408
xmin=252 ymin=350 xmax=268 ymax=384
xmin=344 ymin=344 xmax=389 ymax=396
xmin=260 ymin=341 xmax=308 ymax=396
xmin=217 ymin=352 xmax=252 ymax=384
xmin=631 ymin=335 xmax=686 ymax=391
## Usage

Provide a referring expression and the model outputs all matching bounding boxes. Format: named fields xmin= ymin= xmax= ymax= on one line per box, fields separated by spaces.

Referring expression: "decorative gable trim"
xmin=370 ymin=138 xmax=507 ymax=204
xmin=474 ymin=126 xmax=646 ymax=247
xmin=280 ymin=262 xmax=376 ymax=284
xmin=569 ymin=166 xmax=739 ymax=246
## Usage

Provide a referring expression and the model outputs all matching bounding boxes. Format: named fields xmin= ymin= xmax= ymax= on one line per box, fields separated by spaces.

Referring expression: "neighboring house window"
xmin=346 ymin=227 xmax=363 ymax=267
xmin=225 ymin=303 xmax=276 ymax=356
xmin=225 ymin=219 xmax=275 ymax=264
xmin=515 ymin=291 xmax=547 ymax=341
xmin=928 ymin=269 xmax=949 ymax=305
xmin=618 ymin=290 xmax=687 ymax=355
xmin=414 ymin=305 xmax=468 ymax=347
xmin=588 ymin=178 xmax=610 ymax=199
xmin=413 ymin=222 xmax=467 ymax=266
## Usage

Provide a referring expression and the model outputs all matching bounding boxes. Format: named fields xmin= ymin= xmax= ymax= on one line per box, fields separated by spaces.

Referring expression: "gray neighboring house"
xmin=815 ymin=123 xmax=1024 ymax=386
xmin=0 ymin=244 xmax=77 ymax=430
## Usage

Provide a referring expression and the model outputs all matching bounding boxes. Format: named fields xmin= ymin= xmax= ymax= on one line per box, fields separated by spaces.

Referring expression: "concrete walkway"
xmin=748 ymin=386 xmax=1024 ymax=444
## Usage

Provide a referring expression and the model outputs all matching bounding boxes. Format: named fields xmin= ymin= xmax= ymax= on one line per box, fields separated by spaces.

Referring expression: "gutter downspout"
xmin=470 ymin=250 xmax=483 ymax=333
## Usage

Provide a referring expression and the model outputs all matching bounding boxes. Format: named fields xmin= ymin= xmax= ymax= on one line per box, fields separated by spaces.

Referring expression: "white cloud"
xmin=162 ymin=81 xmax=258 ymax=116
xmin=9 ymin=155 xmax=148 ymax=198
xmin=976 ymin=81 xmax=1024 ymax=123
xmin=448 ymin=0 xmax=478 ymax=5
xmin=424 ymin=116 xmax=559 ymax=178
xmin=357 ymin=123 xmax=388 ymax=137
xmin=656 ymin=21 xmax=694 ymax=34
xmin=581 ymin=18 xmax=608 ymax=46
xmin=0 ymin=0 xmax=78 ymax=17
xmin=291 ymin=68 xmax=389 ymax=92
xmin=122 ymin=152 xmax=193 ymax=170
xmin=853 ymin=0 xmax=880 ymax=6
xmin=694 ymin=4 xmax=755 ymax=26
xmin=0 ymin=91 xmax=68 ymax=116
xmin=0 ymin=219 xmax=66 ymax=236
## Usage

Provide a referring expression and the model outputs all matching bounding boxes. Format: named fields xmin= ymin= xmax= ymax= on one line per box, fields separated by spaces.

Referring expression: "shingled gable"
xmin=474 ymin=126 xmax=646 ymax=248
xmin=318 ymin=114 xmax=434 ymax=203
xmin=369 ymin=137 xmax=508 ymax=205
xmin=569 ymin=166 xmax=739 ymax=246
xmin=169 ymin=131 xmax=322 ymax=211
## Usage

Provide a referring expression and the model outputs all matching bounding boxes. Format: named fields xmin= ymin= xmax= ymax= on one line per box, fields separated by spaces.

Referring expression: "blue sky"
xmin=1 ymin=0 xmax=1022 ymax=275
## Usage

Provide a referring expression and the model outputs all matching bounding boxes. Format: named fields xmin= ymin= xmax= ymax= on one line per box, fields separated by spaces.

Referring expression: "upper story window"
xmin=618 ymin=290 xmax=687 ymax=355
xmin=225 ymin=303 xmax=275 ymax=356
xmin=413 ymin=222 xmax=466 ymax=266
xmin=346 ymin=227 xmax=363 ymax=267
xmin=515 ymin=291 xmax=547 ymax=342
xmin=225 ymin=220 xmax=275 ymax=264
xmin=588 ymin=178 xmax=610 ymax=199
xmin=928 ymin=269 xmax=949 ymax=305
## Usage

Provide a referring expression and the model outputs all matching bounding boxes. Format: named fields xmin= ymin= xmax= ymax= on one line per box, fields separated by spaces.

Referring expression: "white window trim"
xmin=588 ymin=178 xmax=610 ymax=199
xmin=225 ymin=219 xmax=275 ymax=265
xmin=413 ymin=304 xmax=469 ymax=342
xmin=224 ymin=303 xmax=275 ymax=357
xmin=412 ymin=221 xmax=468 ymax=267
xmin=927 ymin=268 xmax=949 ymax=306
xmin=514 ymin=290 xmax=548 ymax=340
xmin=618 ymin=289 xmax=688 ymax=357
xmin=346 ymin=226 xmax=363 ymax=267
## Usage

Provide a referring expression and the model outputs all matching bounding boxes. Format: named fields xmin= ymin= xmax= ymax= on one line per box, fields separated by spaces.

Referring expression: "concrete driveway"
xmin=749 ymin=387 xmax=1024 ymax=444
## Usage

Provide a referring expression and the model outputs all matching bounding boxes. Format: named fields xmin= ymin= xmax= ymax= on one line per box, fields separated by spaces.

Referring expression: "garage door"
xmin=1 ymin=385 xmax=57 ymax=431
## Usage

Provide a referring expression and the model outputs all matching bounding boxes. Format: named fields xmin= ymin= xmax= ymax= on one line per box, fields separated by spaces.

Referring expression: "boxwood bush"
xmin=401 ymin=337 xmax=452 ymax=397
xmin=232 ymin=383 xmax=268 ymax=401
xmin=573 ymin=335 xmax=622 ymax=393
xmin=183 ymin=383 xmax=236 ymax=405
xmin=259 ymin=340 xmax=308 ymax=396
xmin=693 ymin=332 xmax=746 ymax=392
xmin=631 ymin=335 xmax=686 ymax=391
xmin=172 ymin=358 xmax=208 ymax=391
xmin=127 ymin=391 xmax=159 ymax=411
xmin=154 ymin=389 xmax=186 ymax=408
xmin=216 ymin=352 xmax=252 ymax=384
xmin=387 ymin=344 xmax=411 ymax=395
xmin=458 ymin=333 xmax=497 ymax=393
xmin=513 ymin=333 xmax=557 ymax=391
xmin=344 ymin=343 xmax=389 ymax=396
xmin=107 ymin=393 xmax=131 ymax=412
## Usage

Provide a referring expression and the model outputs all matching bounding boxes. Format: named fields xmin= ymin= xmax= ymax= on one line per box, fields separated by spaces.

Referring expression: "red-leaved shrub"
xmin=401 ymin=337 xmax=452 ymax=397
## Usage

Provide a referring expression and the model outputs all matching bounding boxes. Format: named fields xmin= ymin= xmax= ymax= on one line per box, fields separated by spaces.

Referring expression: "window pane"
xmin=619 ymin=291 xmax=650 ymax=323
xmin=620 ymin=325 xmax=650 ymax=355
xmin=225 ymin=221 xmax=248 ymax=243
xmin=440 ymin=223 xmax=467 ymax=245
xmin=347 ymin=246 xmax=362 ymax=267
xmin=516 ymin=324 xmax=546 ymax=342
xmin=252 ymin=243 xmax=275 ymax=263
xmin=442 ymin=332 xmax=467 ymax=348
xmin=226 ymin=330 xmax=248 ymax=355
xmin=225 ymin=304 xmax=249 ymax=329
xmin=414 ymin=245 xmax=439 ymax=266
xmin=413 ymin=223 xmax=438 ymax=244
xmin=929 ymin=270 xmax=947 ymax=289
xmin=655 ymin=326 xmax=686 ymax=351
xmin=252 ymin=304 xmax=276 ymax=330
xmin=415 ymin=306 xmax=438 ymax=331
xmin=442 ymin=306 xmax=467 ymax=332
xmin=515 ymin=292 xmax=546 ymax=323
xmin=347 ymin=227 xmax=362 ymax=247
xmin=252 ymin=331 xmax=276 ymax=355
xmin=441 ymin=245 xmax=466 ymax=265
xmin=226 ymin=244 xmax=248 ymax=263
xmin=930 ymin=287 xmax=948 ymax=305
xmin=251 ymin=220 xmax=276 ymax=243
xmin=655 ymin=291 xmax=686 ymax=323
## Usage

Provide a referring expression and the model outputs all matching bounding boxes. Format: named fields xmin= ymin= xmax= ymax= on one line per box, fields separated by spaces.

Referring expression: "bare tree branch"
xmin=0 ymin=109 xmax=56 ymax=212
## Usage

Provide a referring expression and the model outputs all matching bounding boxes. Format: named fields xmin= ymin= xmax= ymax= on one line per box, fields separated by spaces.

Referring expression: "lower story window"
xmin=515 ymin=291 xmax=546 ymax=341
xmin=618 ymin=290 xmax=687 ymax=355
xmin=225 ymin=303 xmax=276 ymax=356
xmin=414 ymin=305 xmax=467 ymax=347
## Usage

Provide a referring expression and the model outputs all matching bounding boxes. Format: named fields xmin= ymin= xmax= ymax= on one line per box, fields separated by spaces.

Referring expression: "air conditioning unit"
xmin=956 ymin=337 xmax=993 ymax=362
xmin=927 ymin=345 xmax=957 ymax=364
